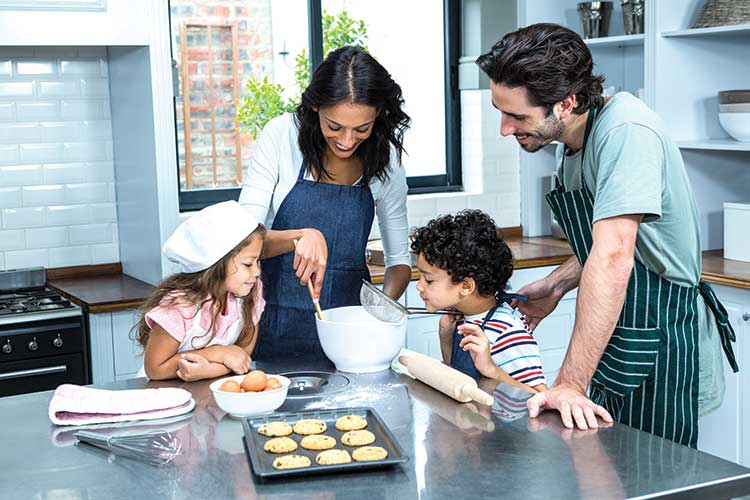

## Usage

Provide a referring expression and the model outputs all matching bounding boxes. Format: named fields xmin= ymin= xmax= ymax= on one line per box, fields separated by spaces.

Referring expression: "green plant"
xmin=237 ymin=10 xmax=369 ymax=139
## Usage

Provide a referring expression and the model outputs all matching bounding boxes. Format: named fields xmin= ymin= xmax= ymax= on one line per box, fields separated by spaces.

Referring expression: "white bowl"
xmin=316 ymin=305 xmax=406 ymax=373
xmin=720 ymin=103 xmax=750 ymax=113
xmin=719 ymin=112 xmax=750 ymax=142
xmin=209 ymin=374 xmax=290 ymax=418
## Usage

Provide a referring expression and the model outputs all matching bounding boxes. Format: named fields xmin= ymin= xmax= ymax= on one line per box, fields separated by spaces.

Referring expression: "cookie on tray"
xmin=300 ymin=434 xmax=336 ymax=450
xmin=258 ymin=422 xmax=293 ymax=437
xmin=341 ymin=429 xmax=376 ymax=446
xmin=335 ymin=415 xmax=368 ymax=431
xmin=315 ymin=449 xmax=352 ymax=465
xmin=272 ymin=454 xmax=312 ymax=470
xmin=293 ymin=418 xmax=327 ymax=435
xmin=352 ymin=446 xmax=389 ymax=462
xmin=263 ymin=436 xmax=298 ymax=454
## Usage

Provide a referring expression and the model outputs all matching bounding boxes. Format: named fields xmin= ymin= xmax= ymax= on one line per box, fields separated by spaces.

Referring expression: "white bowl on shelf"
xmin=720 ymin=103 xmax=750 ymax=113
xmin=719 ymin=112 xmax=750 ymax=142
xmin=209 ymin=374 xmax=290 ymax=418
xmin=316 ymin=305 xmax=406 ymax=373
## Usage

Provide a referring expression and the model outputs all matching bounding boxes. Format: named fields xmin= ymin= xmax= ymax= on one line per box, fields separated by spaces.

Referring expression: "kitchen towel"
xmin=49 ymin=384 xmax=195 ymax=426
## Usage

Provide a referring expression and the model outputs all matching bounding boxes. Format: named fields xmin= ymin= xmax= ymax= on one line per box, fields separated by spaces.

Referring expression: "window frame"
xmin=172 ymin=0 xmax=462 ymax=211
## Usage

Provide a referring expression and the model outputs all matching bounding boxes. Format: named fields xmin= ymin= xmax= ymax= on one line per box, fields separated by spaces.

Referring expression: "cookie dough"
xmin=258 ymin=422 xmax=293 ymax=437
xmin=272 ymin=454 xmax=312 ymax=470
xmin=300 ymin=434 xmax=336 ymax=450
xmin=352 ymin=446 xmax=389 ymax=462
xmin=315 ymin=449 xmax=352 ymax=465
xmin=263 ymin=437 xmax=298 ymax=454
xmin=293 ymin=419 xmax=327 ymax=435
xmin=341 ymin=429 xmax=376 ymax=446
xmin=335 ymin=415 xmax=368 ymax=431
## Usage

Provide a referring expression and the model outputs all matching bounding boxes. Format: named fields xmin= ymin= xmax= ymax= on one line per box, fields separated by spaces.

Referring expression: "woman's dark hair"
xmin=133 ymin=225 xmax=266 ymax=351
xmin=295 ymin=45 xmax=411 ymax=185
xmin=476 ymin=23 xmax=604 ymax=115
xmin=410 ymin=210 xmax=514 ymax=298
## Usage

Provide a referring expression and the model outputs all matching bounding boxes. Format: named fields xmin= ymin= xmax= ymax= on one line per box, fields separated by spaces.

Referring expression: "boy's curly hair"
xmin=410 ymin=210 xmax=514 ymax=298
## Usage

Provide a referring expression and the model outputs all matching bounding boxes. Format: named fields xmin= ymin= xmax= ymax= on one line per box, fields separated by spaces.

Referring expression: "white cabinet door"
xmin=88 ymin=312 xmax=114 ymax=385
xmin=697 ymin=284 xmax=749 ymax=466
xmin=88 ymin=309 xmax=143 ymax=384
xmin=112 ymin=309 xmax=142 ymax=380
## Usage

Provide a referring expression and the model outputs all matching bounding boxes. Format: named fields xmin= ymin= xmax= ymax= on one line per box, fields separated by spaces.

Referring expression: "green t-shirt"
xmin=555 ymin=92 xmax=724 ymax=415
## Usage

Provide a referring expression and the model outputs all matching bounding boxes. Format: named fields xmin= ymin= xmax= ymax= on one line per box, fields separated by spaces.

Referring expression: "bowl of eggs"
xmin=209 ymin=370 xmax=290 ymax=418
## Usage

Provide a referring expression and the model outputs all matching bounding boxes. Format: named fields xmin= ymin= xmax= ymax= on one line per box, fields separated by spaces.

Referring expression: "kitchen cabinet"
xmin=697 ymin=285 xmax=750 ymax=467
xmin=88 ymin=309 xmax=142 ymax=384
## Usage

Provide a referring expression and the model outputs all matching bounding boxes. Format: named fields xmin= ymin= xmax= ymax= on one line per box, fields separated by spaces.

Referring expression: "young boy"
xmin=411 ymin=210 xmax=547 ymax=393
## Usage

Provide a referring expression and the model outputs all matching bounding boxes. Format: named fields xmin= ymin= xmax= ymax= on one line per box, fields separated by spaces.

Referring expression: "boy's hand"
xmin=457 ymin=323 xmax=498 ymax=378
xmin=176 ymin=353 xmax=210 ymax=382
xmin=221 ymin=345 xmax=251 ymax=374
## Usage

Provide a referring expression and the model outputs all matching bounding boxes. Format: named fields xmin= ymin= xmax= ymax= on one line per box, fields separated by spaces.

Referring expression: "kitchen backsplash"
xmin=0 ymin=46 xmax=118 ymax=271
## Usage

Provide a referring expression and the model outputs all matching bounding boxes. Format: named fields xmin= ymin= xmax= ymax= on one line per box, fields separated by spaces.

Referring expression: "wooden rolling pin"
xmin=399 ymin=353 xmax=494 ymax=406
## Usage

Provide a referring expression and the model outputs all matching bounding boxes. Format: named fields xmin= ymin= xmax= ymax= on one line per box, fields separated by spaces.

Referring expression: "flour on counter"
xmin=302 ymin=383 xmax=403 ymax=410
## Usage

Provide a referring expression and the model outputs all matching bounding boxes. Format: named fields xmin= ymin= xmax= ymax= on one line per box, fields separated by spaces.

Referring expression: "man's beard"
xmin=517 ymin=113 xmax=566 ymax=153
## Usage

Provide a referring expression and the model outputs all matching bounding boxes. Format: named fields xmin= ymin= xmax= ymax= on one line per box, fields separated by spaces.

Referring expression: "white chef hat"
xmin=163 ymin=200 xmax=260 ymax=273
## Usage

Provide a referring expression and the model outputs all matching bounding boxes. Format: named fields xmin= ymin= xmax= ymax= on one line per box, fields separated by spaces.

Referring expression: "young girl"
xmin=134 ymin=201 xmax=266 ymax=381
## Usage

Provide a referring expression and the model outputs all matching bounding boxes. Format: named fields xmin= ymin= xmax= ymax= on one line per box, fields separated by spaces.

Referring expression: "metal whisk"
xmin=75 ymin=430 xmax=182 ymax=466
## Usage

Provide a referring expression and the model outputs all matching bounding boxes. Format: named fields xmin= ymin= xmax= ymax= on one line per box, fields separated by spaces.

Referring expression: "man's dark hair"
xmin=410 ymin=210 xmax=514 ymax=298
xmin=476 ymin=23 xmax=604 ymax=115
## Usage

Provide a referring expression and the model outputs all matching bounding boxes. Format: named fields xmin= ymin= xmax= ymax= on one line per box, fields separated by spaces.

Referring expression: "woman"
xmin=239 ymin=46 xmax=412 ymax=362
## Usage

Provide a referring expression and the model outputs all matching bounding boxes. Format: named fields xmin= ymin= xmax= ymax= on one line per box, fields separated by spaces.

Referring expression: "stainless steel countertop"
xmin=2 ymin=362 xmax=750 ymax=500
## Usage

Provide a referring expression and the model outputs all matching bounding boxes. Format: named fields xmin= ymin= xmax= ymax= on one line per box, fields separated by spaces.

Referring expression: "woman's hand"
xmin=221 ymin=345 xmax=251 ymax=374
xmin=457 ymin=323 xmax=498 ymax=379
xmin=294 ymin=228 xmax=328 ymax=301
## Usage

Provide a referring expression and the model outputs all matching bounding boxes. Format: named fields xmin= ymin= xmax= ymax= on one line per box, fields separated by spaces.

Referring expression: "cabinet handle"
xmin=742 ymin=313 xmax=750 ymax=322
xmin=0 ymin=365 xmax=67 ymax=381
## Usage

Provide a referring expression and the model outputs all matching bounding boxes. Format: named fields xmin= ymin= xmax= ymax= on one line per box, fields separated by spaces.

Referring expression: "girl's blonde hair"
xmin=133 ymin=225 xmax=266 ymax=350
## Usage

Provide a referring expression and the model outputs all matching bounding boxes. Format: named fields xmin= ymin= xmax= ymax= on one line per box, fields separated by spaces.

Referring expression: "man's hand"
xmin=458 ymin=323 xmax=499 ymax=379
xmin=221 ymin=345 xmax=251 ymax=374
xmin=176 ymin=353 xmax=210 ymax=382
xmin=527 ymin=382 xmax=613 ymax=430
xmin=438 ymin=312 xmax=463 ymax=340
xmin=294 ymin=228 xmax=328 ymax=301
xmin=512 ymin=277 xmax=564 ymax=331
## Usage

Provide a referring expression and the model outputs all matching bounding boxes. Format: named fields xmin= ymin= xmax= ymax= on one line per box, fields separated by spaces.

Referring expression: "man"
xmin=476 ymin=23 xmax=738 ymax=447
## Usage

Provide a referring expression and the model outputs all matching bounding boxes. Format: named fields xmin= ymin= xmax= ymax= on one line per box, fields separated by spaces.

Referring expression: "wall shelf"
xmin=662 ymin=24 xmax=750 ymax=38
xmin=584 ymin=34 xmax=645 ymax=47
xmin=676 ymin=140 xmax=750 ymax=152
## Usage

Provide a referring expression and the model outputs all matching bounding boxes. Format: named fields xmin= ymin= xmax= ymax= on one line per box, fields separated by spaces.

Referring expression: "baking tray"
xmin=242 ymin=407 xmax=408 ymax=479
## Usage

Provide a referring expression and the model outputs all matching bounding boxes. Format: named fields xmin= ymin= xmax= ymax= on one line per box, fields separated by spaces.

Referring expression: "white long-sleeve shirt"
xmin=238 ymin=113 xmax=411 ymax=269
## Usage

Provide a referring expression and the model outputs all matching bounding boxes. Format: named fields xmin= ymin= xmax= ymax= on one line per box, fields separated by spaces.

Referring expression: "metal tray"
xmin=242 ymin=407 xmax=408 ymax=479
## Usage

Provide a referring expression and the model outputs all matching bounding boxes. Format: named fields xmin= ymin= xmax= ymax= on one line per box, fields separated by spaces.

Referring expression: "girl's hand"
xmin=294 ymin=228 xmax=328 ymax=301
xmin=458 ymin=323 xmax=498 ymax=378
xmin=222 ymin=345 xmax=251 ymax=374
xmin=176 ymin=353 xmax=210 ymax=382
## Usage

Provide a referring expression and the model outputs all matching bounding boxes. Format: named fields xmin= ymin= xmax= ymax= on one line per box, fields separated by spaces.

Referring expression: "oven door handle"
xmin=0 ymin=365 xmax=68 ymax=381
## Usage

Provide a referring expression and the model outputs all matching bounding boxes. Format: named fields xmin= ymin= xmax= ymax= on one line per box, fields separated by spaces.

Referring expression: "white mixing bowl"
xmin=719 ymin=112 xmax=750 ymax=142
xmin=316 ymin=305 xmax=406 ymax=373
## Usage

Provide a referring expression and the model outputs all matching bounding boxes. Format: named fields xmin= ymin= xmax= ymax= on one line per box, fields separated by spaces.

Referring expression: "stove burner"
xmin=280 ymin=371 xmax=351 ymax=399
xmin=0 ymin=288 xmax=75 ymax=316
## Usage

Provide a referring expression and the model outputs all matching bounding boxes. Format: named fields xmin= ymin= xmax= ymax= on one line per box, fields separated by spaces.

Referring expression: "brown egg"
xmin=241 ymin=370 xmax=267 ymax=392
xmin=220 ymin=380 xmax=242 ymax=392
xmin=264 ymin=377 xmax=282 ymax=391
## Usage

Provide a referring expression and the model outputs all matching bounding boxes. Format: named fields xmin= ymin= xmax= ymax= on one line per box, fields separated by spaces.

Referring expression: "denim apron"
xmin=254 ymin=163 xmax=375 ymax=363
xmin=546 ymin=98 xmax=738 ymax=447
xmin=450 ymin=293 xmax=527 ymax=380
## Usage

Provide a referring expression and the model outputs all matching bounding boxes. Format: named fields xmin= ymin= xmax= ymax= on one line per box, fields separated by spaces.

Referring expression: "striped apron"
xmin=546 ymin=99 xmax=738 ymax=448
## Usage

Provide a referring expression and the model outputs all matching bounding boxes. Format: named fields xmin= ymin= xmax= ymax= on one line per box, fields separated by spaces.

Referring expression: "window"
xmin=169 ymin=0 xmax=460 ymax=211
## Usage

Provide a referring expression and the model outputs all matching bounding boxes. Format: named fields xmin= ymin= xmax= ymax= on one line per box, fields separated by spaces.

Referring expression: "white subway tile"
xmin=0 ymin=103 xmax=14 ymax=122
xmin=65 ymin=182 xmax=108 ymax=203
xmin=43 ymin=163 xmax=87 ymax=184
xmin=0 ymin=124 xmax=41 ymax=143
xmin=88 ymin=202 xmax=117 ymax=223
xmin=0 ymin=254 xmax=4 ymax=270
xmin=34 ymin=47 xmax=77 ymax=57
xmin=81 ymin=121 xmax=112 ymax=140
xmin=40 ymin=122 xmax=82 ymax=142
xmin=104 ymin=140 xmax=113 ymax=160
xmin=106 ymin=182 xmax=116 ymax=202
xmin=0 ymin=145 xmax=19 ymax=165
xmin=16 ymin=60 xmax=56 ymax=75
xmin=80 ymin=78 xmax=109 ymax=99
xmin=38 ymin=80 xmax=80 ymax=98
xmin=17 ymin=102 xmax=59 ymax=121
xmin=62 ymin=141 xmax=107 ymax=162
xmin=0 ymin=164 xmax=42 ymax=186
xmin=61 ymin=100 xmax=103 ymax=120
xmin=77 ymin=47 xmax=107 ymax=58
xmin=434 ymin=196 xmax=467 ymax=216
xmin=19 ymin=143 xmax=63 ymax=163
xmin=68 ymin=223 xmax=112 ymax=244
xmin=0 ymin=82 xmax=34 ymax=98
xmin=100 ymin=59 xmax=108 ymax=77
xmin=26 ymin=226 xmax=67 ymax=248
xmin=60 ymin=59 xmax=101 ymax=76
xmin=0 ymin=229 xmax=24 ymax=251
xmin=91 ymin=242 xmax=119 ymax=264
xmin=2 ymin=207 xmax=44 ymax=228
xmin=5 ymin=248 xmax=48 ymax=269
xmin=0 ymin=60 xmax=10 ymax=76
xmin=0 ymin=187 xmax=21 ymax=209
xmin=84 ymin=161 xmax=114 ymax=182
xmin=49 ymin=245 xmax=91 ymax=267
xmin=22 ymin=185 xmax=65 ymax=206
xmin=102 ymin=101 xmax=111 ymax=119
xmin=45 ymin=205 xmax=90 ymax=226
